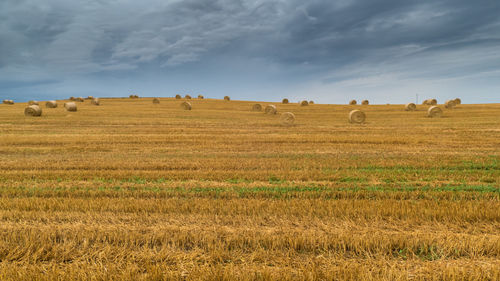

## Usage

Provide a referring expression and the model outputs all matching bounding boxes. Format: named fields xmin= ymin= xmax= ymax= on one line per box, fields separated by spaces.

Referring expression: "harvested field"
xmin=0 ymin=98 xmax=498 ymax=280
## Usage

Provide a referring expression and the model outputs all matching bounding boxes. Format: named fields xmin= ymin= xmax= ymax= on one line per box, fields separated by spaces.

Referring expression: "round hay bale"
xmin=24 ymin=105 xmax=42 ymax=117
xmin=427 ymin=106 xmax=442 ymax=117
xmin=3 ymin=100 xmax=14 ymax=105
xmin=422 ymin=99 xmax=429 ymax=105
xmin=405 ymin=103 xmax=417 ymax=111
xmin=361 ymin=100 xmax=369 ymax=105
xmin=185 ymin=95 xmax=192 ymax=99
xmin=180 ymin=101 xmax=192 ymax=110
xmin=91 ymin=98 xmax=100 ymax=105
xmin=87 ymin=96 xmax=94 ymax=100
xmin=265 ymin=105 xmax=277 ymax=114
xmin=300 ymin=100 xmax=309 ymax=106
xmin=175 ymin=94 xmax=181 ymax=99
xmin=69 ymin=97 xmax=76 ymax=101
xmin=444 ymin=100 xmax=456 ymax=109
xmin=454 ymin=98 xmax=461 ymax=105
xmin=46 ymin=101 xmax=58 ymax=108
xmin=309 ymin=101 xmax=314 ymax=104
xmin=282 ymin=98 xmax=289 ymax=104
xmin=64 ymin=102 xmax=77 ymax=112
xmin=28 ymin=100 xmax=39 ymax=105
xmin=429 ymin=99 xmax=437 ymax=105
xmin=349 ymin=110 xmax=366 ymax=124
xmin=76 ymin=97 xmax=84 ymax=102
xmin=224 ymin=96 xmax=230 ymax=101
xmin=153 ymin=98 xmax=160 ymax=104
xmin=252 ymin=104 xmax=262 ymax=111
xmin=349 ymin=100 xmax=357 ymax=105
xmin=198 ymin=95 xmax=204 ymax=99
xmin=280 ymin=112 xmax=295 ymax=125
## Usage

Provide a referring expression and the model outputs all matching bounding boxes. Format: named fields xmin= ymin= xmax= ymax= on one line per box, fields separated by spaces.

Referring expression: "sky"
xmin=1 ymin=0 xmax=499 ymax=104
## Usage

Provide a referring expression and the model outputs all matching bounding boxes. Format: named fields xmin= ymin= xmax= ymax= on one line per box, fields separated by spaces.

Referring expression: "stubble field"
xmin=0 ymin=98 xmax=499 ymax=280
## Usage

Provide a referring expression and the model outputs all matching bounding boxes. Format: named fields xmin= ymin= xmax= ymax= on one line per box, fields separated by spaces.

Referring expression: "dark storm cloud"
xmin=1 ymin=0 xmax=499 ymax=102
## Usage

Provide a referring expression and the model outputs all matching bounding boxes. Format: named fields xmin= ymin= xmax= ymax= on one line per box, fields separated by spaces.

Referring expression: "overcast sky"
xmin=1 ymin=0 xmax=499 ymax=103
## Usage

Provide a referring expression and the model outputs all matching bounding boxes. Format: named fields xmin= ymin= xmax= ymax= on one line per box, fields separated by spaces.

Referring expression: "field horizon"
xmin=0 ymin=97 xmax=499 ymax=280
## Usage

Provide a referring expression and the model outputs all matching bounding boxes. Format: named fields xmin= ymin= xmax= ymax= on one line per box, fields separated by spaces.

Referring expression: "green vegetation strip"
xmin=0 ymin=184 xmax=498 ymax=200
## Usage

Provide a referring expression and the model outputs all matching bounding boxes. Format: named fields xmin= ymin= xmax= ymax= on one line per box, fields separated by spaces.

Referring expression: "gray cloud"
xmin=1 ymin=0 xmax=499 ymax=102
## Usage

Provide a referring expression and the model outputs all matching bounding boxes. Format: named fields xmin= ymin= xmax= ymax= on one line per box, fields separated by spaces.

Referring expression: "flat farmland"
xmin=0 ymin=98 xmax=499 ymax=280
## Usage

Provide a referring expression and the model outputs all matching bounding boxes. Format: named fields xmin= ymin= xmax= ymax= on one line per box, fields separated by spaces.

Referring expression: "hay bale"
xmin=64 ymin=102 xmax=77 ymax=112
xmin=3 ymin=100 xmax=14 ymax=105
xmin=224 ymin=96 xmax=230 ymax=101
xmin=349 ymin=100 xmax=357 ymax=105
xmin=129 ymin=94 xmax=139 ymax=99
xmin=28 ymin=100 xmax=39 ymax=105
xmin=361 ymin=100 xmax=369 ymax=105
xmin=309 ymin=101 xmax=314 ymax=104
xmin=153 ymin=98 xmax=160 ymax=104
xmin=423 ymin=99 xmax=438 ymax=105
xmin=282 ymin=98 xmax=289 ymax=104
xmin=427 ymin=106 xmax=442 ymax=117
xmin=69 ymin=97 xmax=76 ymax=101
xmin=87 ymin=96 xmax=94 ymax=100
xmin=185 ymin=95 xmax=192 ymax=99
xmin=300 ymin=100 xmax=309 ymax=106
xmin=91 ymin=98 xmax=100 ymax=105
xmin=24 ymin=105 xmax=42 ymax=117
xmin=175 ymin=94 xmax=181 ymax=99
xmin=265 ymin=105 xmax=277 ymax=114
xmin=252 ymin=104 xmax=262 ymax=111
xmin=405 ymin=103 xmax=416 ymax=111
xmin=76 ymin=97 xmax=84 ymax=102
xmin=24 ymin=105 xmax=42 ymax=116
xmin=46 ymin=101 xmax=58 ymax=108
xmin=444 ymin=100 xmax=456 ymax=109
xmin=180 ymin=101 xmax=192 ymax=110
xmin=454 ymin=98 xmax=461 ymax=105
xmin=198 ymin=95 xmax=204 ymax=99
xmin=349 ymin=110 xmax=366 ymax=124
xmin=280 ymin=112 xmax=295 ymax=125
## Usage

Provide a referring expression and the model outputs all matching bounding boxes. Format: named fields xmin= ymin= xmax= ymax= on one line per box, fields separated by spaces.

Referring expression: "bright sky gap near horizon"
xmin=1 ymin=0 xmax=499 ymax=104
